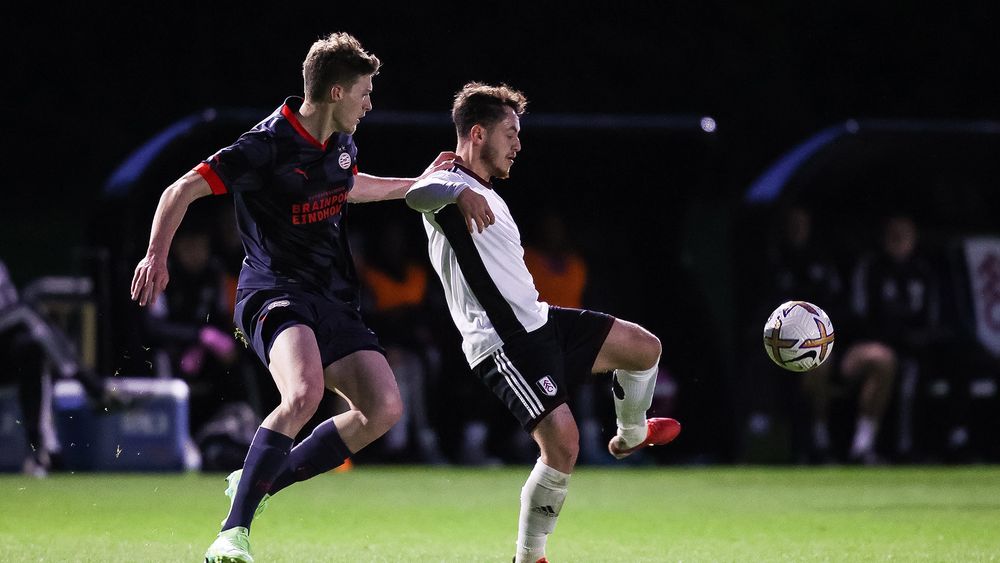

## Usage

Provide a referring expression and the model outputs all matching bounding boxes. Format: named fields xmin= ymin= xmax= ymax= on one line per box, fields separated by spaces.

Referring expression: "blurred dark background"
xmin=3 ymin=4 xmax=1000 ymax=470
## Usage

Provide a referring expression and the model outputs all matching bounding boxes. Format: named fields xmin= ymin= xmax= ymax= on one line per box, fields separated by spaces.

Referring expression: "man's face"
xmin=481 ymin=107 xmax=521 ymax=179
xmin=333 ymin=74 xmax=374 ymax=134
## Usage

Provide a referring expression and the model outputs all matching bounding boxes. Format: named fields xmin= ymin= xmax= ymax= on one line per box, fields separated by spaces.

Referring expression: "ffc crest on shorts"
xmin=535 ymin=376 xmax=558 ymax=397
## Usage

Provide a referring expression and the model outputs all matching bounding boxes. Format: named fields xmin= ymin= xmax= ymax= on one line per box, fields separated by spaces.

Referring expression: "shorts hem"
xmin=321 ymin=344 xmax=386 ymax=369
xmin=523 ymin=399 xmax=569 ymax=433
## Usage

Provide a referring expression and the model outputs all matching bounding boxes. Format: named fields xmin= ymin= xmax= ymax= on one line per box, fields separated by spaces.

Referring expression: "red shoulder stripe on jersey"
xmin=194 ymin=162 xmax=228 ymax=195
xmin=281 ymin=104 xmax=327 ymax=150
xmin=352 ymin=165 xmax=358 ymax=176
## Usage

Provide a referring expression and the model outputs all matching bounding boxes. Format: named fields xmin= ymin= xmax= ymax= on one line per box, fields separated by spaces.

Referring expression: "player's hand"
xmin=130 ymin=255 xmax=169 ymax=307
xmin=420 ymin=151 xmax=460 ymax=178
xmin=456 ymin=188 xmax=495 ymax=233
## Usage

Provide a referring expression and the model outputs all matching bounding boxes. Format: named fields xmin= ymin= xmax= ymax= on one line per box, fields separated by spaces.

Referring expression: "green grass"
xmin=1 ymin=466 xmax=999 ymax=562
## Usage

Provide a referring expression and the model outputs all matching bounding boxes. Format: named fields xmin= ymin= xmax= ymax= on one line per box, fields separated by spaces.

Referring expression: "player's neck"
xmin=297 ymin=100 xmax=339 ymax=143
xmin=455 ymin=146 xmax=492 ymax=182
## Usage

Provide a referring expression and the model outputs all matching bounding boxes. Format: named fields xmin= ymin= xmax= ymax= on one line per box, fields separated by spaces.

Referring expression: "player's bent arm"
xmin=406 ymin=180 xmax=495 ymax=233
xmin=130 ymin=172 xmax=212 ymax=306
xmin=405 ymin=179 xmax=468 ymax=212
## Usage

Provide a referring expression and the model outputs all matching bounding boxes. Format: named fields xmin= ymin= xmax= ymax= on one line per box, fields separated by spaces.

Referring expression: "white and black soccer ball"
xmin=762 ymin=301 xmax=835 ymax=372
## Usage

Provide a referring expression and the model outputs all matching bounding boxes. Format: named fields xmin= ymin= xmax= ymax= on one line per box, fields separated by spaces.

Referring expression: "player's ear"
xmin=470 ymin=124 xmax=486 ymax=144
xmin=329 ymin=84 xmax=344 ymax=103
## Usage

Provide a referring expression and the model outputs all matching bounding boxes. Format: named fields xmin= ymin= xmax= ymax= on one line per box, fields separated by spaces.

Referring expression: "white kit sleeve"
xmin=405 ymin=174 xmax=469 ymax=212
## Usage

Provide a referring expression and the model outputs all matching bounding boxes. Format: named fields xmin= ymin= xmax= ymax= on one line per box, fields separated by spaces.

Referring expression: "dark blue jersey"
xmin=195 ymin=97 xmax=362 ymax=306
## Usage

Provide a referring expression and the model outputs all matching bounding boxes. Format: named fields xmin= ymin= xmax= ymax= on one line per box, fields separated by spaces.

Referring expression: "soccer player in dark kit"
xmin=130 ymin=32 xmax=453 ymax=562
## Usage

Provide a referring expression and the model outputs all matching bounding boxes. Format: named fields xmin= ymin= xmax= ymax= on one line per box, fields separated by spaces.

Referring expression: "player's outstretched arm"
xmin=130 ymin=171 xmax=212 ymax=307
xmin=350 ymin=173 xmax=417 ymax=203
xmin=349 ymin=151 xmax=458 ymax=203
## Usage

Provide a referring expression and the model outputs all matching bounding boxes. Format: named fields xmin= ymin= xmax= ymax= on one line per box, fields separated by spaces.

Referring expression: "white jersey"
xmin=408 ymin=164 xmax=549 ymax=367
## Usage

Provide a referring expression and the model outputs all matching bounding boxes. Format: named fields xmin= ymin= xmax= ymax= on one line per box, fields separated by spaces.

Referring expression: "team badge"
xmin=267 ymin=300 xmax=291 ymax=310
xmin=535 ymin=376 xmax=558 ymax=397
xmin=338 ymin=152 xmax=352 ymax=170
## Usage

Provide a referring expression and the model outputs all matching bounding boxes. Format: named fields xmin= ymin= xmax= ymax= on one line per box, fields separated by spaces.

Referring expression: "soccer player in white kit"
xmin=406 ymin=82 xmax=682 ymax=563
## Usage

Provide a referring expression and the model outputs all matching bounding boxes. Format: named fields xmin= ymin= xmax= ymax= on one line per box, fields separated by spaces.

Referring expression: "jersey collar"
xmin=281 ymin=97 xmax=328 ymax=150
xmin=454 ymin=162 xmax=493 ymax=190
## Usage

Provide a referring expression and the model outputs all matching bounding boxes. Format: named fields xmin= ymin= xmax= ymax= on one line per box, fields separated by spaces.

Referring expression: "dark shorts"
xmin=471 ymin=306 xmax=615 ymax=432
xmin=234 ymin=288 xmax=383 ymax=369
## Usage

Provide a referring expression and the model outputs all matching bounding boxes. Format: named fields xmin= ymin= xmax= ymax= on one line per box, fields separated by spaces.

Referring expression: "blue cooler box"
xmin=54 ymin=378 xmax=190 ymax=471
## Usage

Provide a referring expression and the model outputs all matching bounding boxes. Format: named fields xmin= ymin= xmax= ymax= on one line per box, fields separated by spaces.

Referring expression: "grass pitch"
xmin=1 ymin=465 xmax=999 ymax=562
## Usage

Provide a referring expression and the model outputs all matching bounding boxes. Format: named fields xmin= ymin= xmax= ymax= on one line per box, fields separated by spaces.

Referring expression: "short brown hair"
xmin=451 ymin=82 xmax=528 ymax=138
xmin=302 ymin=32 xmax=381 ymax=102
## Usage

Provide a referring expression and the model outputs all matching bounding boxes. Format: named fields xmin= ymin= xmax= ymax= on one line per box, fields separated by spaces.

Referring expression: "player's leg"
xmin=841 ymin=341 xmax=897 ymax=463
xmin=208 ymin=324 xmax=325 ymax=562
xmin=472 ymin=321 xmax=577 ymax=562
xmin=592 ymin=319 xmax=680 ymax=456
xmin=323 ymin=349 xmax=403 ymax=450
xmin=266 ymin=349 xmax=402 ymax=495
xmin=220 ymin=325 xmax=324 ymax=530
xmin=515 ymin=404 xmax=577 ymax=563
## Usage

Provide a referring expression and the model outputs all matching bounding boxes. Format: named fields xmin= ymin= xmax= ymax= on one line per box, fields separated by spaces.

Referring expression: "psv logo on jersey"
xmin=535 ymin=376 xmax=558 ymax=397
xmin=338 ymin=152 xmax=352 ymax=170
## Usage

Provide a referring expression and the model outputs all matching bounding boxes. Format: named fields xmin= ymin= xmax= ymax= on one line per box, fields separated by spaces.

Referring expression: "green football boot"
xmin=204 ymin=526 xmax=253 ymax=563
xmin=221 ymin=469 xmax=271 ymax=527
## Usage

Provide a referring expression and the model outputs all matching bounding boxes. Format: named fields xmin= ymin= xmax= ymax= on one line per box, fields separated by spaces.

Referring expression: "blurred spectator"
xmin=848 ymin=214 xmax=946 ymax=461
xmin=0 ymin=259 xmax=116 ymax=476
xmin=757 ymin=205 xmax=901 ymax=465
xmin=140 ymin=226 xmax=246 ymax=439
xmin=357 ymin=222 xmax=445 ymax=463
xmin=523 ymin=213 xmax=588 ymax=309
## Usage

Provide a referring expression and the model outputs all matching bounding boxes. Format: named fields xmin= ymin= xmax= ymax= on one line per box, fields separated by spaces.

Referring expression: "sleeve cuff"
xmin=194 ymin=162 xmax=228 ymax=195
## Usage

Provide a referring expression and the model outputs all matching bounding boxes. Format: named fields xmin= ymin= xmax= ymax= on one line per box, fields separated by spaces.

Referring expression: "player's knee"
xmin=281 ymin=383 xmax=324 ymax=420
xmin=542 ymin=438 xmax=578 ymax=469
xmin=640 ymin=332 xmax=662 ymax=369
xmin=378 ymin=393 xmax=405 ymax=429
xmin=537 ymin=421 xmax=579 ymax=469
xmin=625 ymin=326 xmax=661 ymax=371
xmin=359 ymin=390 xmax=404 ymax=434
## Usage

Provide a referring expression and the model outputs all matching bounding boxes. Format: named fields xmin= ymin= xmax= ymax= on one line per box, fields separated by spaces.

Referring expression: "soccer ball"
xmin=762 ymin=301 xmax=835 ymax=372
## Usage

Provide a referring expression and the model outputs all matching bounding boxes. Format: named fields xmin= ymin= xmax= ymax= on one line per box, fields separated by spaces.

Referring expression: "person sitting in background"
xmin=141 ymin=226 xmax=243 ymax=435
xmin=847 ymin=214 xmax=944 ymax=462
xmin=760 ymin=205 xmax=896 ymax=464
xmin=0 ymin=258 xmax=117 ymax=476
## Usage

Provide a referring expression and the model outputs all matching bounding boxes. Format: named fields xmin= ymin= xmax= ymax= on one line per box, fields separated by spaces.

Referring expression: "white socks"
xmin=612 ymin=363 xmax=659 ymax=446
xmin=515 ymin=460 xmax=570 ymax=563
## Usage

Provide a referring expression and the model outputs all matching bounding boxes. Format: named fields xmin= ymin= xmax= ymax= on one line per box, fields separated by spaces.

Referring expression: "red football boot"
xmin=608 ymin=417 xmax=682 ymax=460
